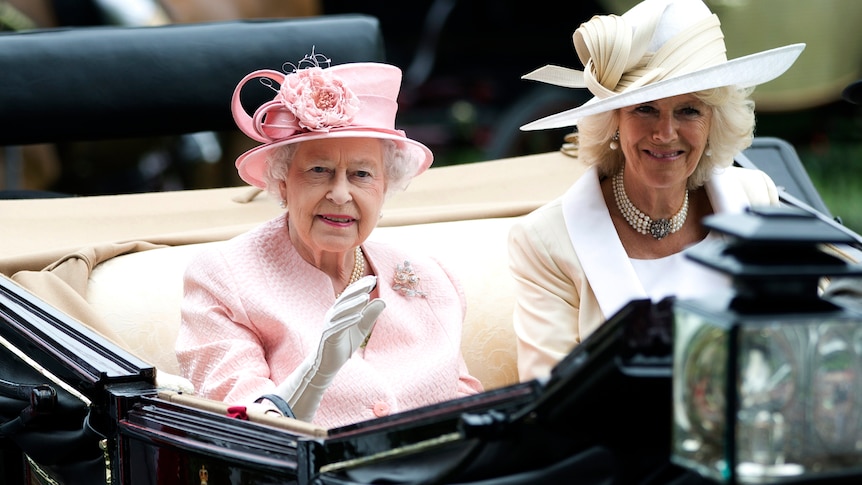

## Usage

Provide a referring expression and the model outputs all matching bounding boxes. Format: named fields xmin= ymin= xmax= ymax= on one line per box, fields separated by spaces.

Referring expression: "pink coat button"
xmin=372 ymin=402 xmax=390 ymax=417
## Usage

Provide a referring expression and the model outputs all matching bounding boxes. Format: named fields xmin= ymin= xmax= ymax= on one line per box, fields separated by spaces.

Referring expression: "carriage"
xmin=1 ymin=14 xmax=861 ymax=485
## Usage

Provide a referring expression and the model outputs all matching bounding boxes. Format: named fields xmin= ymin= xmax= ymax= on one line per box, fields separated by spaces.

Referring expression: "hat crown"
xmin=575 ymin=0 xmax=727 ymax=99
xmin=234 ymin=63 xmax=402 ymax=144
xmin=629 ymin=0 xmax=712 ymax=52
xmin=518 ymin=0 xmax=805 ymax=130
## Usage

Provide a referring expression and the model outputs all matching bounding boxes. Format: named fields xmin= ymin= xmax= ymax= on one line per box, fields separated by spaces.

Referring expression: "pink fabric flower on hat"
xmin=278 ymin=66 xmax=360 ymax=132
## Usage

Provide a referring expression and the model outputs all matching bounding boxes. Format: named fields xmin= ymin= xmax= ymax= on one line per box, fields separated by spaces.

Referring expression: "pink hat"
xmin=231 ymin=57 xmax=433 ymax=189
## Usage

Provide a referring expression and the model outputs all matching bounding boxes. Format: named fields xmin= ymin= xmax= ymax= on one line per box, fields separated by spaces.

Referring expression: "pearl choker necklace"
xmin=612 ymin=169 xmax=689 ymax=240
xmin=339 ymin=246 xmax=365 ymax=296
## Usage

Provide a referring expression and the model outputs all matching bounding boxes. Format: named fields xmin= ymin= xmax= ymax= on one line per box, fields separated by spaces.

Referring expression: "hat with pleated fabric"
xmin=520 ymin=0 xmax=805 ymax=131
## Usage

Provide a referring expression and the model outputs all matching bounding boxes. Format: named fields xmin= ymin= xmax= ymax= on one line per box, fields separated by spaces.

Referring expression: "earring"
xmin=705 ymin=141 xmax=712 ymax=157
xmin=609 ymin=130 xmax=620 ymax=150
xmin=279 ymin=199 xmax=287 ymax=209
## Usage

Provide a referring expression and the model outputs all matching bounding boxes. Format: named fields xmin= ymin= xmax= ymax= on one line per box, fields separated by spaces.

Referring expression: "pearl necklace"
xmin=338 ymin=246 xmax=365 ymax=297
xmin=612 ymin=169 xmax=689 ymax=240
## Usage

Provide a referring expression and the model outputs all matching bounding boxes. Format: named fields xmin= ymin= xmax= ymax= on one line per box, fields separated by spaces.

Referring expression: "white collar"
xmin=561 ymin=166 xmax=745 ymax=318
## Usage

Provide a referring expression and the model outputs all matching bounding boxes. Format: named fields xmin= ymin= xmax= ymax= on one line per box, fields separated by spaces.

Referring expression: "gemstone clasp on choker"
xmin=612 ymin=168 xmax=689 ymax=240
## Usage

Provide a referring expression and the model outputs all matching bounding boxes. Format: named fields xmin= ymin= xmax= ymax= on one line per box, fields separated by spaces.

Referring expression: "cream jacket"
xmin=508 ymin=165 xmax=779 ymax=381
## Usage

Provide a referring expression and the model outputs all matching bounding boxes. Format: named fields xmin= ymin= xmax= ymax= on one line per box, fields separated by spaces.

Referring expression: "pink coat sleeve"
xmin=176 ymin=247 xmax=278 ymax=403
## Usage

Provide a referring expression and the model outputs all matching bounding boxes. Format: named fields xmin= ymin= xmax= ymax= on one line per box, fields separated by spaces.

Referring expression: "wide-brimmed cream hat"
xmin=520 ymin=0 xmax=805 ymax=131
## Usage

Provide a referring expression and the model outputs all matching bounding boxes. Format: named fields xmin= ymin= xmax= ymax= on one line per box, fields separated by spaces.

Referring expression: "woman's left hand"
xmin=272 ymin=276 xmax=385 ymax=422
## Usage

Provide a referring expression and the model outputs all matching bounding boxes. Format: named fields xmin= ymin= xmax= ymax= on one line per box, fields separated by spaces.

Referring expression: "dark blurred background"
xmin=2 ymin=0 xmax=861 ymax=231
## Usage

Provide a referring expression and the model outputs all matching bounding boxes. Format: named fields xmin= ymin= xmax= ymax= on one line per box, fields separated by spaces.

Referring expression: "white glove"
xmin=273 ymin=275 xmax=384 ymax=422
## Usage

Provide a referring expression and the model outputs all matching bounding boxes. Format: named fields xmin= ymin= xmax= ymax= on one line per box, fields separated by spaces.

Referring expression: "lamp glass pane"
xmin=673 ymin=305 xmax=862 ymax=483
xmin=672 ymin=307 xmax=729 ymax=481
xmin=736 ymin=318 xmax=862 ymax=481
xmin=735 ymin=322 xmax=805 ymax=479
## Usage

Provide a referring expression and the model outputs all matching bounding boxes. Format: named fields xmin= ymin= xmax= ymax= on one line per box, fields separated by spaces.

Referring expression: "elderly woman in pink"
xmin=175 ymin=52 xmax=483 ymax=429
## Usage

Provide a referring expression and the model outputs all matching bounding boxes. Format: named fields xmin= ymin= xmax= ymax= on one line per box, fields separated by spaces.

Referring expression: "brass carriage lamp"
xmin=671 ymin=206 xmax=862 ymax=483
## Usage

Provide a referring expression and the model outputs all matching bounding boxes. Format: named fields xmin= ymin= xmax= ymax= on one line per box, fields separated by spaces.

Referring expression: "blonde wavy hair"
xmin=575 ymin=85 xmax=756 ymax=190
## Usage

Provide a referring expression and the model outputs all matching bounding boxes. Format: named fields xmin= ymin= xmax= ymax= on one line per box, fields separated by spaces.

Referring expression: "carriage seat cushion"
xmin=85 ymin=216 xmax=522 ymax=392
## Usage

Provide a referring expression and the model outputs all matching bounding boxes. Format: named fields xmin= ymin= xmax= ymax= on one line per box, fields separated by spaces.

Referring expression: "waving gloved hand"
xmin=272 ymin=275 xmax=384 ymax=422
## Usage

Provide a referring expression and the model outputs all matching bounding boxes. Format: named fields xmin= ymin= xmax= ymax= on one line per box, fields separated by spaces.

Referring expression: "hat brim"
xmin=235 ymin=128 xmax=434 ymax=189
xmin=520 ymin=43 xmax=805 ymax=131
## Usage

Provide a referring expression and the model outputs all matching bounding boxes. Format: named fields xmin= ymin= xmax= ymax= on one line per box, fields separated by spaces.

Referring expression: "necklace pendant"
xmin=613 ymin=168 xmax=689 ymax=241
xmin=650 ymin=219 xmax=671 ymax=240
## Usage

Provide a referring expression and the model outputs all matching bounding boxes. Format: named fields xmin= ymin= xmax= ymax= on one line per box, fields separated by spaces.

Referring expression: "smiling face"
xmin=617 ymin=93 xmax=712 ymax=191
xmin=281 ymin=137 xmax=386 ymax=262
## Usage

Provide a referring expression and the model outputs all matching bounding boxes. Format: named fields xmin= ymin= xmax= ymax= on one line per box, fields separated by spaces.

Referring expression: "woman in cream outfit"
xmin=509 ymin=0 xmax=805 ymax=381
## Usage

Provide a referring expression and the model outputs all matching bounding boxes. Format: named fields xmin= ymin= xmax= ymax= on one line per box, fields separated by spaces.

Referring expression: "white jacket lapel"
xmin=561 ymin=166 xmax=647 ymax=318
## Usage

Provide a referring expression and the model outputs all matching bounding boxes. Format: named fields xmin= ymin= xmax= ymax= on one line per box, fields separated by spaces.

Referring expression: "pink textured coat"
xmin=176 ymin=214 xmax=483 ymax=429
